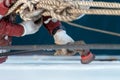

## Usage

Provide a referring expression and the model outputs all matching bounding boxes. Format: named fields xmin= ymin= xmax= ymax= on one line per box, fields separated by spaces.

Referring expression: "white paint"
xmin=0 ymin=56 xmax=120 ymax=80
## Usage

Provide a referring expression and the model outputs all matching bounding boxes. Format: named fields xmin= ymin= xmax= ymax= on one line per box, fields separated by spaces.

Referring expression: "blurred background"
xmin=12 ymin=0 xmax=120 ymax=55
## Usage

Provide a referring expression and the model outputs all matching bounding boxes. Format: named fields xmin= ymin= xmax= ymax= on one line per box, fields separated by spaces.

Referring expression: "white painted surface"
xmin=0 ymin=56 xmax=120 ymax=80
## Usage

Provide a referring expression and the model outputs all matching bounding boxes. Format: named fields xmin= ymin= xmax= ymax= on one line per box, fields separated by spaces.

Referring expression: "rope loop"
xmin=5 ymin=0 xmax=120 ymax=37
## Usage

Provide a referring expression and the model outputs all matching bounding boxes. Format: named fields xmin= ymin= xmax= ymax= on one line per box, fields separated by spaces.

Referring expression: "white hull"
xmin=0 ymin=55 xmax=120 ymax=80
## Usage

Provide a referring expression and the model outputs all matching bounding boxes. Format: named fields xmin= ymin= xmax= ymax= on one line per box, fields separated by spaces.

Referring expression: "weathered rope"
xmin=71 ymin=1 xmax=120 ymax=9
xmin=6 ymin=0 xmax=120 ymax=21
xmin=36 ymin=1 xmax=120 ymax=21
xmin=5 ymin=0 xmax=120 ymax=37
xmin=68 ymin=9 xmax=120 ymax=16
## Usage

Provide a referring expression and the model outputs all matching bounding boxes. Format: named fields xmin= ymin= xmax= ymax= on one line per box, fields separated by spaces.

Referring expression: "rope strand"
xmin=67 ymin=22 xmax=120 ymax=37
xmin=6 ymin=0 xmax=120 ymax=37
xmin=6 ymin=0 xmax=120 ymax=21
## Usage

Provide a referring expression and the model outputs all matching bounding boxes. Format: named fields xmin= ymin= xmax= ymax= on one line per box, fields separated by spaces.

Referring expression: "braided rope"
xmin=36 ymin=1 xmax=120 ymax=21
xmin=72 ymin=1 xmax=120 ymax=9
xmin=68 ymin=9 xmax=120 ymax=16
xmin=6 ymin=0 xmax=120 ymax=21
xmin=4 ymin=0 xmax=120 ymax=37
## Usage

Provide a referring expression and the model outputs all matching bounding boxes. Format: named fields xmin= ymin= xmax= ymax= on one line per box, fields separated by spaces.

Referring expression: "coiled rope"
xmin=37 ymin=0 xmax=120 ymax=37
xmin=36 ymin=0 xmax=120 ymax=21
xmin=6 ymin=0 xmax=120 ymax=21
xmin=6 ymin=0 xmax=120 ymax=37
xmin=2 ymin=0 xmax=120 ymax=56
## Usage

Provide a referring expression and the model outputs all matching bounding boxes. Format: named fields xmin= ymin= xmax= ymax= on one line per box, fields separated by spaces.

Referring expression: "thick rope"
xmin=71 ymin=1 xmax=120 ymax=9
xmin=36 ymin=1 xmax=120 ymax=21
xmin=68 ymin=9 xmax=120 ymax=16
xmin=5 ymin=0 xmax=120 ymax=37
xmin=6 ymin=0 xmax=120 ymax=21
xmin=36 ymin=0 xmax=120 ymax=37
